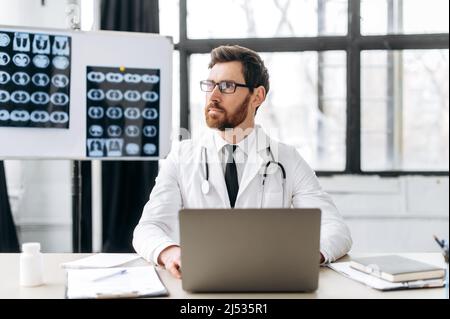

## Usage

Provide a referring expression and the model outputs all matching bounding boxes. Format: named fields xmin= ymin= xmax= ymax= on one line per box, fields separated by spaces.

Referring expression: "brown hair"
xmin=208 ymin=45 xmax=270 ymax=96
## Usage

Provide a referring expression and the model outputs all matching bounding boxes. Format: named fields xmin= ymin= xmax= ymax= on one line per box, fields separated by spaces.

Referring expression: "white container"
xmin=20 ymin=242 xmax=44 ymax=287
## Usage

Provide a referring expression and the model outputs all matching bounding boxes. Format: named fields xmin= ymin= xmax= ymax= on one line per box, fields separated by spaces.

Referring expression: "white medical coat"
xmin=133 ymin=125 xmax=352 ymax=265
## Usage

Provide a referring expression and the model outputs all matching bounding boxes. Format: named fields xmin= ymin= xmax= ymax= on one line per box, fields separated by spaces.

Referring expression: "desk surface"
xmin=0 ymin=253 xmax=446 ymax=299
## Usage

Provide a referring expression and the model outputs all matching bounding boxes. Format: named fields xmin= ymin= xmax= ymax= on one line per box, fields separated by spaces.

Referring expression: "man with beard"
xmin=133 ymin=45 xmax=352 ymax=279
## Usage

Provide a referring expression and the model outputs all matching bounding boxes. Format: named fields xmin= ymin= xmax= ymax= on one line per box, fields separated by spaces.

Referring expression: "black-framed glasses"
xmin=200 ymin=80 xmax=253 ymax=94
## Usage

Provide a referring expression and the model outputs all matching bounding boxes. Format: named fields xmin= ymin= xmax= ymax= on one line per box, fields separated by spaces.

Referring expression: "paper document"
xmin=66 ymin=266 xmax=168 ymax=299
xmin=328 ymin=262 xmax=445 ymax=291
xmin=61 ymin=253 xmax=141 ymax=269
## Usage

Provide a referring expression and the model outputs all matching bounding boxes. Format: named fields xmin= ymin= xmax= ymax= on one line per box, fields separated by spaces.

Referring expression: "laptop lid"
xmin=179 ymin=208 xmax=321 ymax=292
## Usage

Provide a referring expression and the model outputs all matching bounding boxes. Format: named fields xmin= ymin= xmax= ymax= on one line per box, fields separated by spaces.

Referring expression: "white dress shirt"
xmin=213 ymin=128 xmax=257 ymax=184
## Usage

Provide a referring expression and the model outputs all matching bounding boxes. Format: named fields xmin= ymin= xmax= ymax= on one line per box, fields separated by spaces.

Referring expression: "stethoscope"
xmin=201 ymin=146 xmax=287 ymax=207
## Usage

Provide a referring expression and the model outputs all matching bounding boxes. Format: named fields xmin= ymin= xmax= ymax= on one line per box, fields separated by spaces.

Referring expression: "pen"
xmin=433 ymin=235 xmax=445 ymax=249
xmin=92 ymin=269 xmax=127 ymax=282
xmin=433 ymin=235 xmax=449 ymax=265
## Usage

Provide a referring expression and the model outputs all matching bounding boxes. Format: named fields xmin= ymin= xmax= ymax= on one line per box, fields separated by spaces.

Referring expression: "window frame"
xmin=175 ymin=0 xmax=449 ymax=176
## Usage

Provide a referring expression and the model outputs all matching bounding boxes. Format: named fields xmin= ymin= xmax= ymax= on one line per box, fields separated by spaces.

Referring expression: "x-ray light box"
xmin=0 ymin=25 xmax=173 ymax=160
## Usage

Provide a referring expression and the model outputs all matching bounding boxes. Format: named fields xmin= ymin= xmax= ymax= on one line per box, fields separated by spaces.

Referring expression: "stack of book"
xmin=350 ymin=255 xmax=445 ymax=283
xmin=329 ymin=255 xmax=446 ymax=291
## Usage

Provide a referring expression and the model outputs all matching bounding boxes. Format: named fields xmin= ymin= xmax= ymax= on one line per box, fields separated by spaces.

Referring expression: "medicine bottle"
xmin=20 ymin=242 xmax=44 ymax=287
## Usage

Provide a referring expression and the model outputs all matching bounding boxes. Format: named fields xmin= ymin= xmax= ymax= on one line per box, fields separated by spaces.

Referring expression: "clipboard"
xmin=65 ymin=266 xmax=169 ymax=299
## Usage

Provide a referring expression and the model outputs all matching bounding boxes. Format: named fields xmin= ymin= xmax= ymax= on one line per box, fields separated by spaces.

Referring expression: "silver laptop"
xmin=179 ymin=208 xmax=321 ymax=292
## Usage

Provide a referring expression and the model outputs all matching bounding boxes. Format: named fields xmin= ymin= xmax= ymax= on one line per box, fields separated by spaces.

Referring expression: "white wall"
xmin=5 ymin=160 xmax=72 ymax=252
xmin=0 ymin=0 xmax=69 ymax=28
xmin=320 ymin=175 xmax=449 ymax=253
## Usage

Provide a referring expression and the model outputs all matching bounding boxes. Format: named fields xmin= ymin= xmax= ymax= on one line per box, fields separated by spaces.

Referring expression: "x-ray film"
xmin=0 ymin=30 xmax=71 ymax=129
xmin=86 ymin=66 xmax=160 ymax=158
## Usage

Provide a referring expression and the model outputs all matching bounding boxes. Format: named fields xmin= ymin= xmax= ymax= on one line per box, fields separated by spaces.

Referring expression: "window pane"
xmin=361 ymin=50 xmax=449 ymax=171
xmin=361 ymin=0 xmax=449 ymax=35
xmin=159 ymin=0 xmax=179 ymax=43
xmin=190 ymin=51 xmax=347 ymax=171
xmin=187 ymin=0 xmax=347 ymax=39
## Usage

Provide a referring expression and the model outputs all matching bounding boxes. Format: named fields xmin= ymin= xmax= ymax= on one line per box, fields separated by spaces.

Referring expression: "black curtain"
xmin=0 ymin=161 xmax=19 ymax=252
xmin=96 ymin=0 xmax=160 ymax=252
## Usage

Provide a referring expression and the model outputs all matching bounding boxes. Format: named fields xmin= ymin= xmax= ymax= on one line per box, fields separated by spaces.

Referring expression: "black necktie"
xmin=224 ymin=144 xmax=239 ymax=208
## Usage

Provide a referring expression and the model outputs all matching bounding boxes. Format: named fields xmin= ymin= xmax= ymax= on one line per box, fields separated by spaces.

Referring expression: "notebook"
xmin=350 ymin=255 xmax=445 ymax=282
xmin=65 ymin=266 xmax=168 ymax=299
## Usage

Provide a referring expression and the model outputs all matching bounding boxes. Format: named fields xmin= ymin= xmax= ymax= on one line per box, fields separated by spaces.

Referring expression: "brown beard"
xmin=205 ymin=94 xmax=251 ymax=131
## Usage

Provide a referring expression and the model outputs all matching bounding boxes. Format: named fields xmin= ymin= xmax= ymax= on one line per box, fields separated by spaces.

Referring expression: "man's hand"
xmin=158 ymin=245 xmax=182 ymax=279
xmin=320 ymin=253 xmax=325 ymax=264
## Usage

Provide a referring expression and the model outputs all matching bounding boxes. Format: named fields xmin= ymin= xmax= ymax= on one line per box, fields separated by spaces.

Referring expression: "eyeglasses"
xmin=200 ymin=80 xmax=253 ymax=94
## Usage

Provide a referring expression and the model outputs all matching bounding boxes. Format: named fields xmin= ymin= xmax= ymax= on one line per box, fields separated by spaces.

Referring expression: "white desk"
xmin=0 ymin=253 xmax=446 ymax=299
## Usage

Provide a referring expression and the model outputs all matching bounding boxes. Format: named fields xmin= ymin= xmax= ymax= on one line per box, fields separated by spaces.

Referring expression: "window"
xmin=190 ymin=52 xmax=347 ymax=171
xmin=362 ymin=50 xmax=449 ymax=171
xmin=160 ymin=0 xmax=449 ymax=175
xmin=187 ymin=0 xmax=347 ymax=38
xmin=361 ymin=0 xmax=449 ymax=35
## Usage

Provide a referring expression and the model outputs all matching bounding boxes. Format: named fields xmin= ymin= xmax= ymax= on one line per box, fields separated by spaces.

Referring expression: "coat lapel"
xmin=203 ymin=132 xmax=230 ymax=207
xmin=237 ymin=126 xmax=271 ymax=200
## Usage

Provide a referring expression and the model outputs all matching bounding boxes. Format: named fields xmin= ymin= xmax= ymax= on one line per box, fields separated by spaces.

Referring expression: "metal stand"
xmin=71 ymin=161 xmax=82 ymax=252
xmin=68 ymin=1 xmax=82 ymax=253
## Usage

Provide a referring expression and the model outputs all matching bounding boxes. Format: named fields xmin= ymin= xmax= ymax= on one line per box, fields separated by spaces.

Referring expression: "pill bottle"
xmin=20 ymin=242 xmax=44 ymax=287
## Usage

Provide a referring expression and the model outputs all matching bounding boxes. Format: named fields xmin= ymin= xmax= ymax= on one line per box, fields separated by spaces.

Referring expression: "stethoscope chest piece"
xmin=201 ymin=179 xmax=210 ymax=194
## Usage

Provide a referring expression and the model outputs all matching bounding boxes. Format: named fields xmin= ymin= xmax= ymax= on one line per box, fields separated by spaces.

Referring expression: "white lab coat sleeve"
xmin=290 ymin=148 xmax=352 ymax=263
xmin=132 ymin=146 xmax=182 ymax=265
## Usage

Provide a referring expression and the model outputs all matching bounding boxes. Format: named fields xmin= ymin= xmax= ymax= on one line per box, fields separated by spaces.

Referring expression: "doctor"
xmin=133 ymin=45 xmax=352 ymax=279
